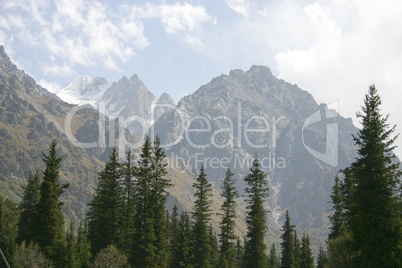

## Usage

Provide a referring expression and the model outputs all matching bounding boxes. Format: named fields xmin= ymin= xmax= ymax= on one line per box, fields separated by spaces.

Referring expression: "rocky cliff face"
xmin=152 ymin=65 xmax=358 ymax=234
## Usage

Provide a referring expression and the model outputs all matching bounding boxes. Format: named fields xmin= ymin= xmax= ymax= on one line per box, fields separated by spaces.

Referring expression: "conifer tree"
xmin=29 ymin=140 xmax=69 ymax=264
xmin=281 ymin=210 xmax=295 ymax=268
xmin=269 ymin=244 xmax=281 ymax=268
xmin=293 ymin=231 xmax=300 ymax=268
xmin=236 ymin=237 xmax=244 ymax=268
xmin=348 ymin=85 xmax=401 ymax=266
xmin=66 ymin=221 xmax=78 ymax=268
xmin=316 ymin=246 xmax=328 ymax=268
xmin=219 ymin=168 xmax=239 ymax=268
xmin=177 ymin=211 xmax=194 ymax=268
xmin=328 ymin=175 xmax=346 ymax=240
xmin=120 ymin=149 xmax=136 ymax=253
xmin=299 ymin=234 xmax=314 ymax=268
xmin=191 ymin=165 xmax=213 ymax=268
xmin=18 ymin=171 xmax=41 ymax=243
xmin=131 ymin=135 xmax=172 ymax=267
xmin=243 ymin=155 xmax=269 ymax=268
xmin=208 ymin=225 xmax=220 ymax=268
xmin=151 ymin=136 xmax=172 ymax=267
xmin=76 ymin=222 xmax=91 ymax=268
xmin=132 ymin=135 xmax=157 ymax=267
xmin=0 ymin=194 xmax=19 ymax=262
xmin=87 ymin=147 xmax=123 ymax=254
xmin=170 ymin=205 xmax=181 ymax=268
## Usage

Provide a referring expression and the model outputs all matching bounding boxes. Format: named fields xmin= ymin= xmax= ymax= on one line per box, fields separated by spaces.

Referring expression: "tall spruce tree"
xmin=281 ymin=210 xmax=295 ymax=268
xmin=18 ymin=171 xmax=41 ymax=243
xmin=269 ymin=244 xmax=281 ymax=268
xmin=243 ymin=155 xmax=269 ymax=268
xmin=29 ymin=140 xmax=69 ymax=264
xmin=299 ymin=234 xmax=314 ymax=268
xmin=208 ymin=225 xmax=220 ymax=268
xmin=191 ymin=165 xmax=213 ymax=268
xmin=316 ymin=246 xmax=328 ymax=268
xmin=348 ymin=85 xmax=401 ymax=266
xmin=177 ymin=211 xmax=194 ymax=268
xmin=328 ymin=175 xmax=346 ymax=240
xmin=236 ymin=237 xmax=244 ymax=268
xmin=66 ymin=221 xmax=78 ymax=268
xmin=76 ymin=222 xmax=91 ymax=268
xmin=293 ymin=231 xmax=301 ymax=268
xmin=87 ymin=147 xmax=123 ymax=254
xmin=120 ymin=149 xmax=136 ymax=253
xmin=219 ymin=168 xmax=239 ymax=268
xmin=170 ymin=205 xmax=181 ymax=268
xmin=151 ymin=136 xmax=172 ymax=267
xmin=132 ymin=135 xmax=157 ymax=267
xmin=0 ymin=194 xmax=19 ymax=262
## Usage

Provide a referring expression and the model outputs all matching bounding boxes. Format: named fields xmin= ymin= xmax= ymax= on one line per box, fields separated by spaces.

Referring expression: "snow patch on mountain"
xmin=56 ymin=74 xmax=175 ymax=137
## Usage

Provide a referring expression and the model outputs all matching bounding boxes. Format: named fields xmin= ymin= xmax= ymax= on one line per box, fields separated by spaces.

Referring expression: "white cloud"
xmin=225 ymin=0 xmax=250 ymax=17
xmin=38 ymin=79 xmax=61 ymax=93
xmin=43 ymin=63 xmax=74 ymax=77
xmin=270 ymin=0 xmax=402 ymax=157
xmin=1 ymin=0 xmax=148 ymax=72
xmin=1 ymin=0 xmax=213 ymax=73
xmin=125 ymin=3 xmax=213 ymax=49
xmin=159 ymin=3 xmax=211 ymax=34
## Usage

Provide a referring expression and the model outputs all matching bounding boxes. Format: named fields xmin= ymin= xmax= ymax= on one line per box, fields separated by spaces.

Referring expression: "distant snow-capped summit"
xmin=56 ymin=74 xmax=175 ymax=137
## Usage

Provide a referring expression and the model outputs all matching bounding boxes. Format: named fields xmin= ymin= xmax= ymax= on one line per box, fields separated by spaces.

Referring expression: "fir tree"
xmin=18 ymin=171 xmax=41 ymax=243
xmin=87 ymin=147 xmax=123 ymax=254
xmin=170 ymin=205 xmax=181 ymax=268
xmin=348 ymin=85 xmax=401 ymax=266
xmin=151 ymin=136 xmax=172 ymax=268
xmin=76 ymin=222 xmax=91 ymax=268
xmin=191 ymin=165 xmax=213 ymax=268
xmin=177 ymin=211 xmax=194 ymax=268
xmin=119 ymin=149 xmax=136 ymax=253
xmin=208 ymin=225 xmax=220 ymax=268
xmin=293 ymin=231 xmax=300 ymax=268
xmin=243 ymin=155 xmax=269 ymax=268
xmin=316 ymin=246 xmax=328 ymax=268
xmin=219 ymin=168 xmax=239 ymax=268
xmin=132 ymin=135 xmax=157 ymax=267
xmin=29 ymin=140 xmax=69 ymax=264
xmin=0 ymin=194 xmax=19 ymax=262
xmin=328 ymin=175 xmax=346 ymax=240
xmin=269 ymin=244 xmax=281 ymax=268
xmin=131 ymin=135 xmax=172 ymax=267
xmin=66 ymin=221 xmax=78 ymax=268
xmin=236 ymin=237 xmax=244 ymax=268
xmin=281 ymin=210 xmax=295 ymax=268
xmin=299 ymin=234 xmax=314 ymax=268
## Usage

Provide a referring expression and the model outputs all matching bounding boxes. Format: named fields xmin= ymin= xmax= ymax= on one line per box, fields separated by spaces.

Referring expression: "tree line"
xmin=0 ymin=85 xmax=400 ymax=267
xmin=0 ymin=139 xmax=314 ymax=267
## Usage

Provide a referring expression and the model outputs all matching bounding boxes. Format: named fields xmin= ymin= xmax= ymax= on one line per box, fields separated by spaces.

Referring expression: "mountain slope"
xmin=152 ymin=65 xmax=358 ymax=237
xmin=0 ymin=47 xmax=250 ymax=238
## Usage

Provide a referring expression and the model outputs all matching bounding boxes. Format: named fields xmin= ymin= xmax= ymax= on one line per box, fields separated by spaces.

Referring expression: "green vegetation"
xmin=0 ymin=85 xmax=400 ymax=267
xmin=325 ymin=85 xmax=402 ymax=267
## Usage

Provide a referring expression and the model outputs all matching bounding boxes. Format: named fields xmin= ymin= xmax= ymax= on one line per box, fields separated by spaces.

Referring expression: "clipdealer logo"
xmin=302 ymin=100 xmax=339 ymax=167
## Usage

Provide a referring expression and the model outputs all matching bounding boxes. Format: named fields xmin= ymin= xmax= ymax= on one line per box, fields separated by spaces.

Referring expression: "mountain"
xmin=57 ymin=74 xmax=175 ymax=137
xmin=152 ymin=65 xmax=358 ymax=237
xmin=0 ymin=46 xmax=145 ymax=222
xmin=0 ymin=46 xmax=250 ymax=238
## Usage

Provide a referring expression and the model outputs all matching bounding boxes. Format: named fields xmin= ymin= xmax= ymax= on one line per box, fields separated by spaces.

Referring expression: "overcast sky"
xmin=1 ymin=0 xmax=402 ymax=158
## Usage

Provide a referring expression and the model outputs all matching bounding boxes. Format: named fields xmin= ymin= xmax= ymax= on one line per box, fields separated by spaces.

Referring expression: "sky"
xmin=1 ymin=0 xmax=402 ymax=158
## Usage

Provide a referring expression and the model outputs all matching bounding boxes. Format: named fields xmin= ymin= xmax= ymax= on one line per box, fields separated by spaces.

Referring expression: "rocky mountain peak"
xmin=157 ymin=93 xmax=175 ymax=105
